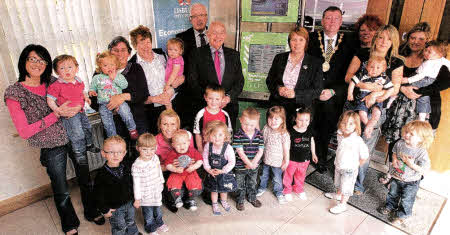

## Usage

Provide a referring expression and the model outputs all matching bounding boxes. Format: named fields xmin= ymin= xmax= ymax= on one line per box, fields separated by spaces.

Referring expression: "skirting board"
xmin=0 ymin=184 xmax=53 ymax=217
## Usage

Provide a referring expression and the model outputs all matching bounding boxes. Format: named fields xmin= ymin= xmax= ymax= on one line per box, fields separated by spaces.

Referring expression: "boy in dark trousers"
xmin=94 ymin=136 xmax=141 ymax=235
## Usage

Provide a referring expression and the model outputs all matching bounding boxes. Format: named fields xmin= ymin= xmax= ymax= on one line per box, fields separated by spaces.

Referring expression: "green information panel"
xmin=240 ymin=32 xmax=289 ymax=99
xmin=242 ymin=0 xmax=299 ymax=22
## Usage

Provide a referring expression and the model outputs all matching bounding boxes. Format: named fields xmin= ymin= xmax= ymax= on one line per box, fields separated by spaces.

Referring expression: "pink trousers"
xmin=282 ymin=160 xmax=310 ymax=194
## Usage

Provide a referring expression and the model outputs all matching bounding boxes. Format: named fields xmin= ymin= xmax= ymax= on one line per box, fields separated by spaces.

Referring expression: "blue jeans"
xmin=109 ymin=201 xmax=139 ymax=235
xmin=385 ymin=178 xmax=420 ymax=218
xmin=62 ymin=112 xmax=94 ymax=153
xmin=258 ymin=164 xmax=283 ymax=196
xmin=40 ymin=145 xmax=80 ymax=233
xmin=355 ymin=110 xmax=385 ymax=192
xmin=142 ymin=206 xmax=164 ymax=233
xmin=412 ymin=76 xmax=435 ymax=113
xmin=99 ymin=103 xmax=136 ymax=137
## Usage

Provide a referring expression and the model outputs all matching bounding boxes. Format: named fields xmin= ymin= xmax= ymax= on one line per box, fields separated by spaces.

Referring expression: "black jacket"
xmin=307 ymin=31 xmax=356 ymax=106
xmin=266 ymin=52 xmax=323 ymax=107
xmin=187 ymin=44 xmax=244 ymax=103
xmin=94 ymin=163 xmax=134 ymax=214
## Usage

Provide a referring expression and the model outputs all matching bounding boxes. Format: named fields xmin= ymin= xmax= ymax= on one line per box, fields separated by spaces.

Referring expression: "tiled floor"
xmin=0 ymin=166 xmax=448 ymax=235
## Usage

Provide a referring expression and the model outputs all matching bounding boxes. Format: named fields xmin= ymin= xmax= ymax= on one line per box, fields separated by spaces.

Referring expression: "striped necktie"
xmin=325 ymin=39 xmax=334 ymax=61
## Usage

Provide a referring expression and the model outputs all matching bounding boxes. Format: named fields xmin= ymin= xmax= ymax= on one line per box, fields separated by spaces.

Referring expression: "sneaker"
xmin=298 ymin=192 xmax=307 ymax=200
xmin=390 ymin=216 xmax=405 ymax=226
xmin=285 ymin=194 xmax=293 ymax=202
xmin=212 ymin=203 xmax=221 ymax=215
xmin=149 ymin=232 xmax=159 ymax=235
xmin=129 ymin=129 xmax=139 ymax=140
xmin=249 ymin=199 xmax=262 ymax=208
xmin=354 ymin=190 xmax=363 ymax=196
xmin=86 ymin=144 xmax=100 ymax=153
xmin=236 ymin=202 xmax=245 ymax=211
xmin=256 ymin=189 xmax=266 ymax=197
xmin=221 ymin=200 xmax=231 ymax=211
xmin=277 ymin=195 xmax=287 ymax=204
xmin=378 ymin=206 xmax=392 ymax=215
xmin=324 ymin=192 xmax=338 ymax=200
xmin=174 ymin=197 xmax=183 ymax=208
xmin=329 ymin=203 xmax=347 ymax=214
xmin=188 ymin=200 xmax=198 ymax=211
xmin=158 ymin=224 xmax=169 ymax=233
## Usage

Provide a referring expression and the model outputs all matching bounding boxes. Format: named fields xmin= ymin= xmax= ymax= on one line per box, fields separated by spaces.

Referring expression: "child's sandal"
xmin=220 ymin=200 xmax=231 ymax=211
xmin=212 ymin=203 xmax=221 ymax=215
xmin=379 ymin=175 xmax=391 ymax=184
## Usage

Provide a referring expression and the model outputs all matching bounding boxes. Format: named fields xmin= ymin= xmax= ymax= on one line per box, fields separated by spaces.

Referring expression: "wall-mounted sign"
xmin=241 ymin=0 xmax=299 ymax=22
xmin=153 ymin=0 xmax=209 ymax=52
xmin=239 ymin=32 xmax=289 ymax=100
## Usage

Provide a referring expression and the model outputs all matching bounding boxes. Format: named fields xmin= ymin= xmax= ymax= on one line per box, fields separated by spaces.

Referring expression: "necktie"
xmin=214 ymin=50 xmax=222 ymax=84
xmin=325 ymin=39 xmax=334 ymax=61
xmin=199 ymin=33 xmax=206 ymax=47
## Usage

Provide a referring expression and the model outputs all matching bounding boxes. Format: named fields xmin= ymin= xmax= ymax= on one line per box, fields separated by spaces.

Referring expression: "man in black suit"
xmin=175 ymin=3 xmax=208 ymax=130
xmin=307 ymin=6 xmax=356 ymax=173
xmin=188 ymin=21 xmax=244 ymax=129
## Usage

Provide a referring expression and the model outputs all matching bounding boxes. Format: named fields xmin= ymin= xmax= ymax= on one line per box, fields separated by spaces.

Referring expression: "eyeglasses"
xmin=190 ymin=14 xmax=207 ymax=20
xmin=27 ymin=57 xmax=48 ymax=65
xmin=111 ymin=48 xmax=129 ymax=54
xmin=103 ymin=150 xmax=125 ymax=155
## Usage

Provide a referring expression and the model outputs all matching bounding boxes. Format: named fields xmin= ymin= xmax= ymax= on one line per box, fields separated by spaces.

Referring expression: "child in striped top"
xmin=232 ymin=107 xmax=264 ymax=211
xmin=132 ymin=133 xmax=169 ymax=235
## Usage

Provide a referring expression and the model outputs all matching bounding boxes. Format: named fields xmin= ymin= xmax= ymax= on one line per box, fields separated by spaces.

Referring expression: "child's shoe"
xmin=149 ymin=232 xmax=159 ymax=235
xmin=277 ymin=195 xmax=287 ymax=204
xmin=378 ymin=206 xmax=392 ymax=215
xmin=157 ymin=224 xmax=169 ymax=233
xmin=324 ymin=192 xmax=338 ymax=200
xmin=354 ymin=190 xmax=363 ymax=196
xmin=329 ymin=203 xmax=347 ymax=214
xmin=86 ymin=144 xmax=100 ymax=153
xmin=256 ymin=188 xmax=266 ymax=197
xmin=390 ymin=216 xmax=405 ymax=226
xmin=129 ymin=129 xmax=139 ymax=140
xmin=188 ymin=200 xmax=198 ymax=211
xmin=212 ymin=203 xmax=221 ymax=215
xmin=298 ymin=192 xmax=307 ymax=200
xmin=220 ymin=200 xmax=231 ymax=211
xmin=174 ymin=197 xmax=183 ymax=208
xmin=236 ymin=202 xmax=245 ymax=211
xmin=285 ymin=193 xmax=293 ymax=202
xmin=249 ymin=199 xmax=262 ymax=208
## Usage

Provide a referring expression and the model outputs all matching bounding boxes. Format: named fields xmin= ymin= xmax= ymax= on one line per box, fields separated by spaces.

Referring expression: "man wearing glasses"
xmin=175 ymin=3 xmax=209 ymax=130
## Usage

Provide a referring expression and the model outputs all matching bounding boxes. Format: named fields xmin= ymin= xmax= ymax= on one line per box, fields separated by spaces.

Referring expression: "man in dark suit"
xmin=188 ymin=21 xmax=244 ymax=129
xmin=176 ymin=3 xmax=208 ymax=65
xmin=307 ymin=6 xmax=356 ymax=173
xmin=175 ymin=3 xmax=208 ymax=130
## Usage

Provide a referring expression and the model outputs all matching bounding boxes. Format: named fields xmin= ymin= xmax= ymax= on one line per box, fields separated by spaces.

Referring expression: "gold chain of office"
xmin=318 ymin=31 xmax=343 ymax=72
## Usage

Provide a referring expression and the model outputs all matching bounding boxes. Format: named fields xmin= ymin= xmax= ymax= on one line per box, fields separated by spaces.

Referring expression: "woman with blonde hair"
xmin=344 ymin=25 xmax=404 ymax=195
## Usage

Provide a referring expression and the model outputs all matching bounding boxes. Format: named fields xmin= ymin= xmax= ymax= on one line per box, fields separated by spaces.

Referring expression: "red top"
xmin=47 ymin=77 xmax=85 ymax=107
xmin=203 ymin=109 xmax=226 ymax=131
xmin=164 ymin=147 xmax=202 ymax=176
xmin=155 ymin=132 xmax=195 ymax=164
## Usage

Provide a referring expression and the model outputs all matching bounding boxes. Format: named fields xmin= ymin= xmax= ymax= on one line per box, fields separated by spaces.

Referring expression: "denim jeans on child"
xmin=142 ymin=206 xmax=164 ymax=233
xmin=258 ymin=164 xmax=283 ymax=196
xmin=109 ymin=201 xmax=139 ymax=235
xmin=40 ymin=145 xmax=80 ymax=233
xmin=99 ymin=103 xmax=136 ymax=137
xmin=385 ymin=178 xmax=420 ymax=219
xmin=235 ymin=168 xmax=259 ymax=203
xmin=62 ymin=112 xmax=94 ymax=153
xmin=355 ymin=111 xmax=385 ymax=192
xmin=412 ymin=76 xmax=435 ymax=113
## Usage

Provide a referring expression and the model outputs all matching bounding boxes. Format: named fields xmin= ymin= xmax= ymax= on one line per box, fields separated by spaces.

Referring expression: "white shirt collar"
xmin=136 ymin=52 xmax=154 ymax=64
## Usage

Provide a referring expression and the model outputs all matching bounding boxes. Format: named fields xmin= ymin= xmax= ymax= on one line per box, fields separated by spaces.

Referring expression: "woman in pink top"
xmin=155 ymin=109 xmax=195 ymax=212
xmin=3 ymin=45 xmax=103 ymax=235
